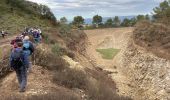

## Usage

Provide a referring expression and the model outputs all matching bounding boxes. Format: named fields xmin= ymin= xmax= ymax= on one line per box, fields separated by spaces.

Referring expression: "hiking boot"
xmin=19 ymin=88 xmax=26 ymax=92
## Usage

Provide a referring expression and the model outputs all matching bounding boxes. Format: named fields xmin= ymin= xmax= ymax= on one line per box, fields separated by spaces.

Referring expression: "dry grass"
xmin=85 ymin=68 xmax=132 ymax=100
xmin=134 ymin=21 xmax=170 ymax=45
xmin=3 ymin=93 xmax=80 ymax=100
xmin=34 ymin=47 xmax=68 ymax=71
xmin=0 ymin=46 xmax=11 ymax=79
xmin=53 ymin=68 xmax=88 ymax=89
xmin=134 ymin=20 xmax=170 ymax=59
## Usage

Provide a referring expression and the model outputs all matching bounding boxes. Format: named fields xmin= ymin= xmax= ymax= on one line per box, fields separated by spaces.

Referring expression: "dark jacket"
xmin=10 ymin=48 xmax=29 ymax=68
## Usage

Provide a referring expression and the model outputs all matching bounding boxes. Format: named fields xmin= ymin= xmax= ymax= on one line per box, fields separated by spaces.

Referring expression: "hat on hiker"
xmin=16 ymin=42 xmax=23 ymax=47
xmin=24 ymin=36 xmax=29 ymax=41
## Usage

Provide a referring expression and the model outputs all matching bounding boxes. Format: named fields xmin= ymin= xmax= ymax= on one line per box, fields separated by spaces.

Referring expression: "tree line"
xmin=59 ymin=14 xmax=151 ymax=29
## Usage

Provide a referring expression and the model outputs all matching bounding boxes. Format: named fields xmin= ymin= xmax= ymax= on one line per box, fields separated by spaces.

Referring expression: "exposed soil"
xmin=84 ymin=28 xmax=134 ymax=97
xmin=84 ymin=27 xmax=170 ymax=100
xmin=0 ymin=65 xmax=81 ymax=99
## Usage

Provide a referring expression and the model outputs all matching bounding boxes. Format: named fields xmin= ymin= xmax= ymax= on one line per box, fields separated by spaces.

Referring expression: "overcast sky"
xmin=27 ymin=0 xmax=163 ymax=20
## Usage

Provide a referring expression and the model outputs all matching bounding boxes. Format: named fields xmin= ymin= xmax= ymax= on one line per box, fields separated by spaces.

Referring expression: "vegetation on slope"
xmin=0 ymin=0 xmax=57 ymax=33
xmin=133 ymin=0 xmax=170 ymax=59
xmin=0 ymin=0 xmax=132 ymax=99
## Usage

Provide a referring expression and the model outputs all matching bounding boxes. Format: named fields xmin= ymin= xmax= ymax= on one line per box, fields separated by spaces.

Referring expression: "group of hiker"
xmin=22 ymin=27 xmax=42 ymax=44
xmin=9 ymin=27 xmax=42 ymax=92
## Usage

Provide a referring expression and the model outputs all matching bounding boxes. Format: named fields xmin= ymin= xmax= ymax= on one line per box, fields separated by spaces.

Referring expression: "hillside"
xmin=133 ymin=21 xmax=170 ymax=60
xmin=0 ymin=0 xmax=132 ymax=100
xmin=84 ymin=27 xmax=170 ymax=100
xmin=0 ymin=0 xmax=56 ymax=34
xmin=1 ymin=0 xmax=169 ymax=100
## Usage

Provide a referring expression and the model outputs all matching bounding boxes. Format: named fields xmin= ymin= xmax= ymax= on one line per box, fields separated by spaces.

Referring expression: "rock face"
xmin=118 ymin=39 xmax=170 ymax=100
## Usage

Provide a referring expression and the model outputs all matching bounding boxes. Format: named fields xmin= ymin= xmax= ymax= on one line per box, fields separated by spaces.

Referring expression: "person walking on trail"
xmin=37 ymin=28 xmax=42 ymax=42
xmin=23 ymin=36 xmax=34 ymax=72
xmin=10 ymin=36 xmax=23 ymax=49
xmin=1 ymin=30 xmax=5 ymax=38
xmin=33 ymin=30 xmax=40 ymax=44
xmin=10 ymin=42 xmax=29 ymax=92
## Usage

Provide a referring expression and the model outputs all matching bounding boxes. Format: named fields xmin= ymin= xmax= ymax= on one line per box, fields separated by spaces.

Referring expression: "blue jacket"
xmin=23 ymin=40 xmax=34 ymax=56
xmin=10 ymin=48 xmax=29 ymax=68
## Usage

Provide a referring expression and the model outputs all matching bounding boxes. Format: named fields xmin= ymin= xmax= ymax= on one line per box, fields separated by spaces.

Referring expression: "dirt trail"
xmin=0 ymin=36 xmax=81 ymax=99
xmin=0 ymin=65 xmax=82 ymax=99
xmin=0 ymin=35 xmax=16 ymax=47
xmin=0 ymin=66 xmax=56 ymax=95
xmin=84 ymin=27 xmax=134 ymax=97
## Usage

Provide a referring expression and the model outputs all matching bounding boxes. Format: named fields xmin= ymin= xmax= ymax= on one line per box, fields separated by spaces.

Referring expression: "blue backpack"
xmin=23 ymin=42 xmax=30 ymax=49
xmin=23 ymin=41 xmax=31 ymax=56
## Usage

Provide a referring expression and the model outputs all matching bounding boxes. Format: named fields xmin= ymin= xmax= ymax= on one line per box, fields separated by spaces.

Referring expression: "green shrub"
xmin=51 ymin=44 xmax=62 ymax=56
xmin=59 ymin=24 xmax=71 ymax=37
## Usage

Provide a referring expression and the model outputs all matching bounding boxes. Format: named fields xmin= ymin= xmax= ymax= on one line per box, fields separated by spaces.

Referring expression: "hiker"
xmin=10 ymin=41 xmax=29 ymax=92
xmin=1 ymin=30 xmax=5 ymax=38
xmin=37 ymin=28 xmax=42 ymax=42
xmin=23 ymin=36 xmax=34 ymax=72
xmin=37 ymin=28 xmax=42 ymax=35
xmin=21 ymin=31 xmax=27 ymax=37
xmin=33 ymin=30 xmax=40 ymax=44
xmin=10 ymin=36 xmax=23 ymax=49
xmin=25 ymin=27 xmax=29 ymax=34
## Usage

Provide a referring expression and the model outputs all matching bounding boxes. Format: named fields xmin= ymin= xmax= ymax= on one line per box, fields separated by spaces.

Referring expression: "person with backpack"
xmin=10 ymin=41 xmax=29 ymax=92
xmin=23 ymin=36 xmax=34 ymax=72
xmin=33 ymin=30 xmax=40 ymax=44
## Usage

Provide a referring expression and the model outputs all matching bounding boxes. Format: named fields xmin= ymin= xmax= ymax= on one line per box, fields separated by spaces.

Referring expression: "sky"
xmin=27 ymin=0 xmax=163 ymax=20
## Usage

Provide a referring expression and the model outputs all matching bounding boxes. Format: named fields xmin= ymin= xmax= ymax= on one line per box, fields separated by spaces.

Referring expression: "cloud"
xmin=27 ymin=0 xmax=162 ymax=20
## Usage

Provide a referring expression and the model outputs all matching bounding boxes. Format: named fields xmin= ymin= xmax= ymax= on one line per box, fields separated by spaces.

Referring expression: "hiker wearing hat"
xmin=23 ymin=36 xmax=34 ymax=72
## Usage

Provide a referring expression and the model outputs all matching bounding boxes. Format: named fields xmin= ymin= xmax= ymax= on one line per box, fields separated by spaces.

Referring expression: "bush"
xmin=59 ymin=24 xmax=71 ymax=35
xmin=87 ymin=82 xmax=131 ymax=100
xmin=51 ymin=44 xmax=63 ymax=56
xmin=133 ymin=20 xmax=170 ymax=59
xmin=134 ymin=20 xmax=170 ymax=46
xmin=53 ymin=68 xmax=88 ymax=89
xmin=0 ymin=46 xmax=11 ymax=79
xmin=34 ymin=47 xmax=67 ymax=71
xmin=85 ymin=69 xmax=132 ymax=100
xmin=42 ymin=33 xmax=49 ymax=44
